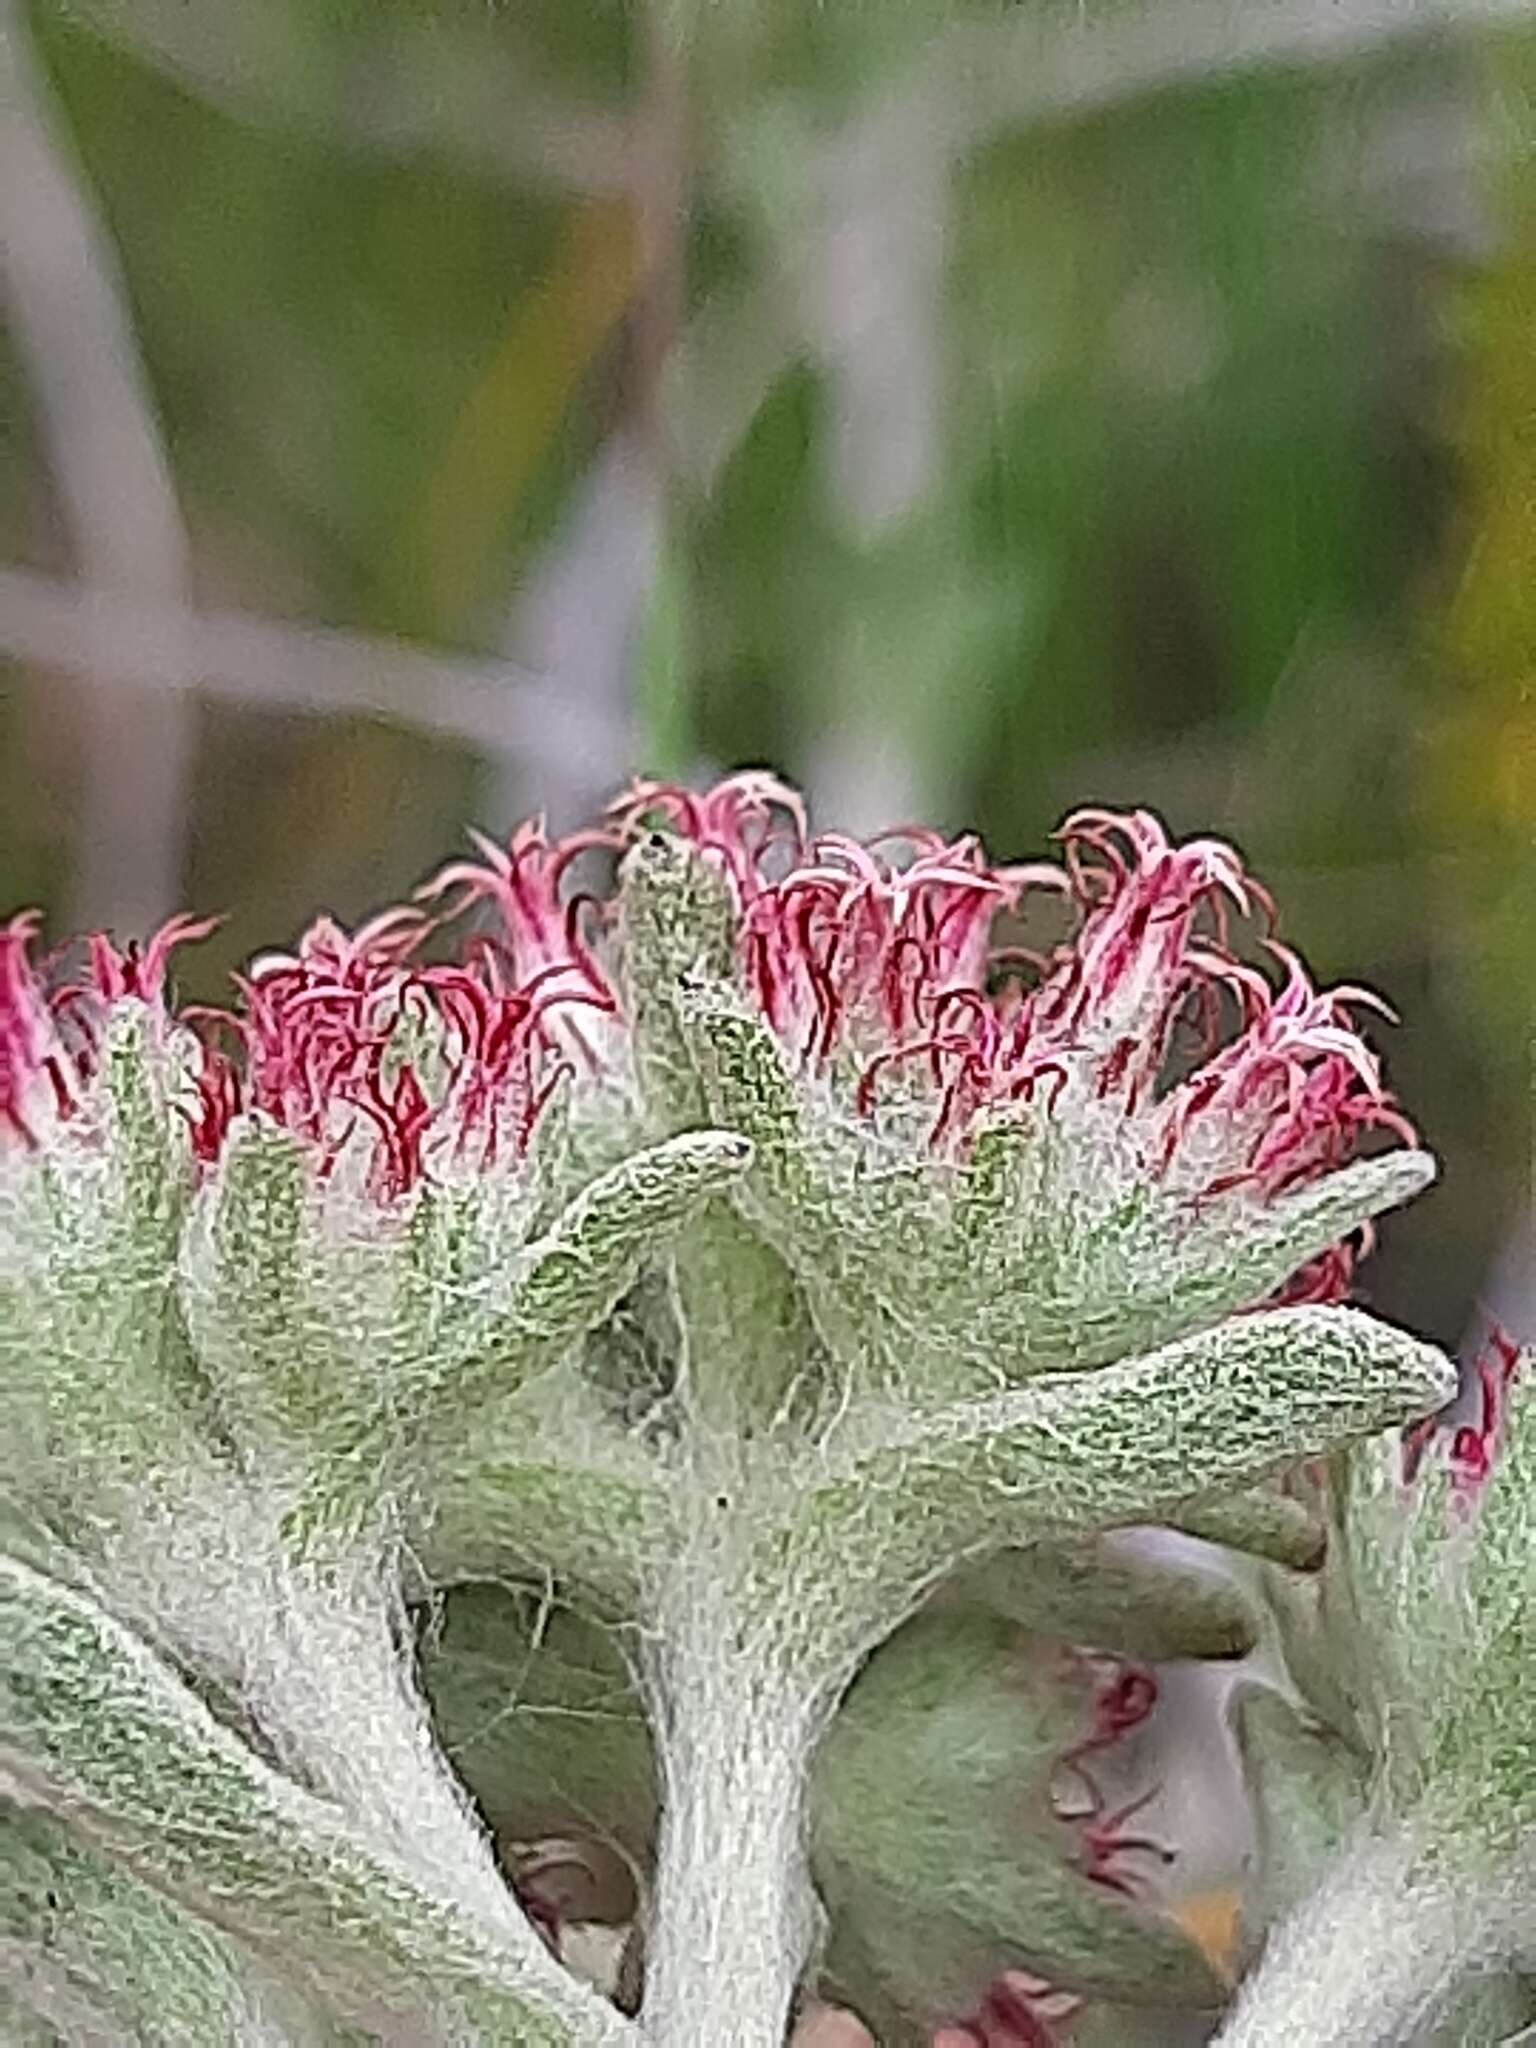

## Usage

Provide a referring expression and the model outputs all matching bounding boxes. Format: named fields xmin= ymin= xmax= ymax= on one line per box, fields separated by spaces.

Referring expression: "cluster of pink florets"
xmin=604 ymin=780 xmax=1415 ymax=1208
xmin=202 ymin=904 xmax=612 ymax=1193
xmin=0 ymin=884 xmax=608 ymax=1197
xmin=1401 ymin=1323 xmax=1524 ymax=1505
xmin=0 ymin=910 xmax=219 ymax=1147
xmin=1 ymin=774 xmax=1414 ymax=1255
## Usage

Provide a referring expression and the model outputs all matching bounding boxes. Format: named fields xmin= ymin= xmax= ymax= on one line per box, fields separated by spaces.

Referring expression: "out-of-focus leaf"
xmin=1419 ymin=25 xmax=1536 ymax=1085
xmin=420 ymin=1583 xmax=657 ymax=1871
xmin=401 ymin=198 xmax=642 ymax=641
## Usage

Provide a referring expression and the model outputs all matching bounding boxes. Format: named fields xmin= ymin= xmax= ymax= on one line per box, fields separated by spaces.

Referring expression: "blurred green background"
xmin=1 ymin=0 xmax=1530 ymax=1350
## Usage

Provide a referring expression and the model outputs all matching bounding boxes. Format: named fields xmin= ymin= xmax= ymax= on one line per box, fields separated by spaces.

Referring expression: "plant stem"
xmin=245 ymin=1562 xmax=519 ymax=1928
xmin=639 ymin=1585 xmax=823 ymax=2048
xmin=1216 ymin=1826 xmax=1488 ymax=2045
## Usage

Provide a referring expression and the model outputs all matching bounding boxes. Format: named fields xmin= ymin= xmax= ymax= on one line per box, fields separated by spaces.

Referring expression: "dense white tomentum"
xmin=1221 ymin=1325 xmax=1536 ymax=2045
xmin=0 ymin=776 xmax=1477 ymax=2046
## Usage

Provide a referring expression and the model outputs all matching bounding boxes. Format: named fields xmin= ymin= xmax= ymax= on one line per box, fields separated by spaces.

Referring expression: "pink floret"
xmin=1 ymin=908 xmax=216 ymax=1143
xmin=1401 ymin=1323 xmax=1526 ymax=1504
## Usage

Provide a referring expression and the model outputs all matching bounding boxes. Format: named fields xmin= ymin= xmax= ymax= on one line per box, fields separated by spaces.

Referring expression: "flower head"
xmin=0 ymin=898 xmax=595 ymax=1203
xmin=0 ymin=908 xmax=217 ymax=1145
xmin=603 ymin=784 xmax=1411 ymax=1198
xmin=2 ymin=778 xmax=1417 ymax=1295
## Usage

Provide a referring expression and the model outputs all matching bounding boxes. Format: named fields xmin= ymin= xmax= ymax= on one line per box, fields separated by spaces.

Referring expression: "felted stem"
xmin=639 ymin=1585 xmax=823 ymax=2048
xmin=2 ymin=1554 xmax=634 ymax=2047
xmin=122 ymin=1509 xmax=514 ymax=1929
xmin=236 ymin=1559 xmax=517 ymax=1928
xmin=1216 ymin=1826 xmax=1489 ymax=2045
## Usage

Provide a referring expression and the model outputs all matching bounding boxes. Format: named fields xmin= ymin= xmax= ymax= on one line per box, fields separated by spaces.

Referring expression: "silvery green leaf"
xmin=1169 ymin=1484 xmax=1326 ymax=1569
xmin=1 ymin=1555 xmax=636 ymax=2048
xmin=1229 ymin=1682 xmax=1367 ymax=1938
xmin=418 ymin=1130 xmax=753 ymax=1438
xmin=776 ymin=1307 xmax=1454 ymax=1632
xmin=954 ymin=1533 xmax=1260 ymax=1662
xmin=0 ymin=1803 xmax=346 ymax=2045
